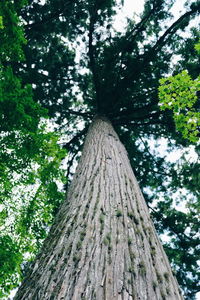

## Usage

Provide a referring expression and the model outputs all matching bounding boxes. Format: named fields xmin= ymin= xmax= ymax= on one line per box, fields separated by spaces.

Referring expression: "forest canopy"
xmin=0 ymin=0 xmax=199 ymax=299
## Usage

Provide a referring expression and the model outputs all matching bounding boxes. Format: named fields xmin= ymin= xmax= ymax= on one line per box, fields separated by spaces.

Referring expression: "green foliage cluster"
xmin=159 ymin=70 xmax=200 ymax=142
xmin=0 ymin=129 xmax=66 ymax=297
xmin=194 ymin=41 xmax=200 ymax=54
xmin=0 ymin=0 xmax=45 ymax=132
xmin=0 ymin=1 xmax=67 ymax=298
xmin=0 ymin=67 xmax=45 ymax=132
xmin=0 ymin=16 xmax=3 ymax=29
xmin=0 ymin=0 xmax=27 ymax=62
xmin=0 ymin=236 xmax=22 ymax=298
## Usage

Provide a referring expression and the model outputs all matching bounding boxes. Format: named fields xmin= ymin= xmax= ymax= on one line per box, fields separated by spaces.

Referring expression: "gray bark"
xmin=15 ymin=116 xmax=183 ymax=300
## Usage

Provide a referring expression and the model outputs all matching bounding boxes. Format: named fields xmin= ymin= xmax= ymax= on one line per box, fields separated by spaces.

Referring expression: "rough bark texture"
xmin=15 ymin=116 xmax=183 ymax=300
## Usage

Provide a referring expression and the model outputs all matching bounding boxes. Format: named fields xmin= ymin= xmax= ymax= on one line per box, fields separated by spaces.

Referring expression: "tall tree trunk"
xmin=15 ymin=116 xmax=183 ymax=300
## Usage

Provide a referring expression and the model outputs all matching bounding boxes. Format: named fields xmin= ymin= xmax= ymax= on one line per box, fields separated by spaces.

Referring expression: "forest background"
xmin=0 ymin=0 xmax=199 ymax=299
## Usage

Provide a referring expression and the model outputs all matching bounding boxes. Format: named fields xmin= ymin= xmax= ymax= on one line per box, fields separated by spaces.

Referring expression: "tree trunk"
xmin=15 ymin=116 xmax=183 ymax=300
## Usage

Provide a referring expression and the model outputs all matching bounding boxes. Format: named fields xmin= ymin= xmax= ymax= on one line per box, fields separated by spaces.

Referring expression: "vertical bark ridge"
xmin=15 ymin=116 xmax=183 ymax=300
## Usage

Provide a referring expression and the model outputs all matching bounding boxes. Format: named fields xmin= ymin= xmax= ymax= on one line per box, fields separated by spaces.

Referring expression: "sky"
xmin=113 ymin=0 xmax=144 ymax=30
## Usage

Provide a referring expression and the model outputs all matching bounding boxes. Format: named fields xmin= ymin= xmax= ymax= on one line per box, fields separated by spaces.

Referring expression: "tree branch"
xmin=115 ymin=117 xmax=169 ymax=127
xmin=113 ymin=110 xmax=161 ymax=125
xmin=66 ymin=149 xmax=80 ymax=181
xmin=24 ymin=1 xmax=71 ymax=31
xmin=66 ymin=109 xmax=93 ymax=119
xmin=120 ymin=1 xmax=163 ymax=52
xmin=63 ymin=125 xmax=89 ymax=151
xmin=111 ymin=100 xmax=158 ymax=120
xmin=115 ymin=4 xmax=199 ymax=98
xmin=144 ymin=3 xmax=200 ymax=61
xmin=148 ymin=205 xmax=199 ymax=244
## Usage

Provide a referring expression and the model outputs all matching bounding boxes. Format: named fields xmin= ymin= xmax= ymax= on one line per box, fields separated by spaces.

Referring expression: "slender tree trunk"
xmin=15 ymin=116 xmax=183 ymax=300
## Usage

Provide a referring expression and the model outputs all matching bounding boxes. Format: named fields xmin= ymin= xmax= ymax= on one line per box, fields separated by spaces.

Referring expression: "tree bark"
xmin=15 ymin=116 xmax=183 ymax=300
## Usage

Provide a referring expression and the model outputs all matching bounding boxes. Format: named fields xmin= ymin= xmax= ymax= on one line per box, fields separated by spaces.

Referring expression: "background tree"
xmin=0 ymin=1 xmax=66 ymax=297
xmin=158 ymin=40 xmax=200 ymax=143
xmin=0 ymin=0 xmax=199 ymax=299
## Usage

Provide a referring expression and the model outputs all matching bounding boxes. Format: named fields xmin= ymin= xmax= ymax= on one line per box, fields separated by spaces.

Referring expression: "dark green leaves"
xmin=0 ymin=67 xmax=46 ymax=132
xmin=0 ymin=0 xmax=27 ymax=62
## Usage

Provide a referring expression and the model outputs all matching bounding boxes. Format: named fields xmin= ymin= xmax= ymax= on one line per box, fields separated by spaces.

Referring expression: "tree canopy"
xmin=0 ymin=0 xmax=199 ymax=299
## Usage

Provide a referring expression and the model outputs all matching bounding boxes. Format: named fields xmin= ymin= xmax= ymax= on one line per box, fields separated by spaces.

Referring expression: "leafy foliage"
xmin=0 ymin=236 xmax=22 ymax=298
xmin=0 ymin=1 xmax=67 ymax=298
xmin=159 ymin=70 xmax=200 ymax=142
xmin=0 ymin=126 xmax=66 ymax=297
xmin=0 ymin=16 xmax=3 ymax=29
xmin=195 ymin=41 xmax=200 ymax=54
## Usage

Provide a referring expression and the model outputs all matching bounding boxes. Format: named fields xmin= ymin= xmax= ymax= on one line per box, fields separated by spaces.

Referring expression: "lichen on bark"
xmin=14 ymin=116 xmax=183 ymax=300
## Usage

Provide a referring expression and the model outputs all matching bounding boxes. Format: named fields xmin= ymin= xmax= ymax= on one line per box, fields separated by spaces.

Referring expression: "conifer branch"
xmin=121 ymin=1 xmax=163 ymax=51
xmin=25 ymin=1 xmax=71 ymax=31
xmin=113 ymin=110 xmax=161 ymax=125
xmin=144 ymin=3 xmax=200 ymax=60
xmin=111 ymin=101 xmax=157 ymax=120
xmin=66 ymin=109 xmax=93 ymax=119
